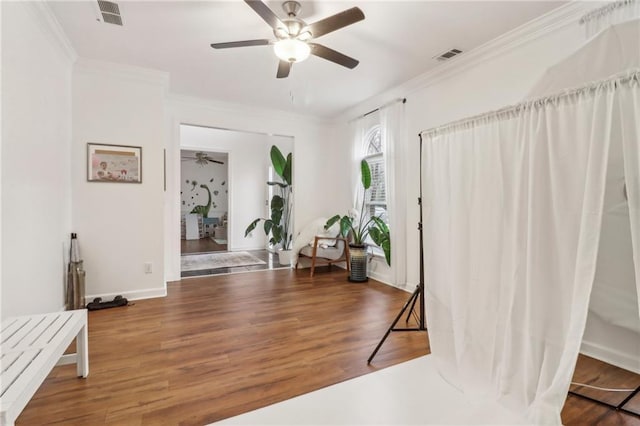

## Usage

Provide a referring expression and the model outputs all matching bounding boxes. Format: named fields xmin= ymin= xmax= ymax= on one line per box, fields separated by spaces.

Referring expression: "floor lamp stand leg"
xmin=367 ymin=133 xmax=429 ymax=365
xmin=367 ymin=283 xmax=425 ymax=364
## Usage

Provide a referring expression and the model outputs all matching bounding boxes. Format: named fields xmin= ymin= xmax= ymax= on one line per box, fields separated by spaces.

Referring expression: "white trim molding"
xmin=581 ymin=339 xmax=640 ymax=375
xmin=167 ymin=93 xmax=331 ymax=128
xmin=74 ymin=58 xmax=170 ymax=90
xmin=339 ymin=1 xmax=602 ymax=121
xmin=84 ymin=287 xmax=167 ymax=305
xmin=25 ymin=1 xmax=78 ymax=63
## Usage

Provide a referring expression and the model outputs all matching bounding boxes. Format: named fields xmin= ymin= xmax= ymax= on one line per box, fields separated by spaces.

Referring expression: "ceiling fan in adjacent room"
xmin=210 ymin=0 xmax=365 ymax=78
xmin=181 ymin=152 xmax=225 ymax=166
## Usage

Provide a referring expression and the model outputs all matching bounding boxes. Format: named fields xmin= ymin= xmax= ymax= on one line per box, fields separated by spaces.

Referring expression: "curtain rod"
xmin=580 ymin=0 xmax=637 ymax=24
xmin=419 ymin=69 xmax=640 ymax=139
xmin=363 ymin=97 xmax=407 ymax=118
xmin=349 ymin=98 xmax=406 ymax=123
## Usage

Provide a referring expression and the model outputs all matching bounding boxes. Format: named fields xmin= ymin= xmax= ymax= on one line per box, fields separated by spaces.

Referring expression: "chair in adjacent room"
xmin=296 ymin=236 xmax=350 ymax=277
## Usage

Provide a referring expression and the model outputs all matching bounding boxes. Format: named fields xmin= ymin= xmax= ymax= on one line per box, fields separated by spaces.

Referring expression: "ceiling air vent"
xmin=434 ymin=48 xmax=462 ymax=62
xmin=97 ymin=0 xmax=123 ymax=26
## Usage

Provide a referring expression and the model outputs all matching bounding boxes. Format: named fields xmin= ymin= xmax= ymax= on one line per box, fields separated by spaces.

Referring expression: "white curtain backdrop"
xmin=620 ymin=75 xmax=640 ymax=316
xmin=421 ymin=72 xmax=640 ymax=424
xmin=380 ymin=102 xmax=407 ymax=286
xmin=581 ymin=0 xmax=640 ymax=38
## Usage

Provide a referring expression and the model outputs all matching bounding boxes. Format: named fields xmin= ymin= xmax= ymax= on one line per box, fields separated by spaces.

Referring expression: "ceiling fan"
xmin=181 ymin=152 xmax=225 ymax=166
xmin=210 ymin=0 xmax=365 ymax=78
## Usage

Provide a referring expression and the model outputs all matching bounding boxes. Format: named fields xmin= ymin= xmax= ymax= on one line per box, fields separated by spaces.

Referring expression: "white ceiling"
xmin=49 ymin=1 xmax=566 ymax=118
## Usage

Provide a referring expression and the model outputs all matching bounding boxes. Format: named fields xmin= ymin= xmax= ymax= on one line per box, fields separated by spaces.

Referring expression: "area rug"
xmin=181 ymin=251 xmax=265 ymax=272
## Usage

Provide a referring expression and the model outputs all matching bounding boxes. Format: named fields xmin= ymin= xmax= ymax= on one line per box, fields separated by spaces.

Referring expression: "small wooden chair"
xmin=296 ymin=236 xmax=350 ymax=277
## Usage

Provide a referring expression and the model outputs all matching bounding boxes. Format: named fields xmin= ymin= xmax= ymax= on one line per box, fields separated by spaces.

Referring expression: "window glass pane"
xmin=366 ymin=127 xmax=382 ymax=155
xmin=366 ymin=155 xmax=385 ymax=204
xmin=362 ymin=125 xmax=388 ymax=248
xmin=367 ymin=205 xmax=388 ymax=222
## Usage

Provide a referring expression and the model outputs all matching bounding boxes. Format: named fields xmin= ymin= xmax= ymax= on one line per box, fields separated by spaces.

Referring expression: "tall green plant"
xmin=245 ymin=145 xmax=293 ymax=250
xmin=325 ymin=159 xmax=391 ymax=265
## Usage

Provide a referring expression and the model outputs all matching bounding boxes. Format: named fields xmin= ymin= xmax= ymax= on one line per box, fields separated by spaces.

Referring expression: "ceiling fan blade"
xmin=277 ymin=60 xmax=291 ymax=79
xmin=244 ymin=0 xmax=285 ymax=31
xmin=309 ymin=43 xmax=359 ymax=69
xmin=208 ymin=159 xmax=225 ymax=165
xmin=211 ymin=39 xmax=271 ymax=49
xmin=307 ymin=7 xmax=364 ymax=39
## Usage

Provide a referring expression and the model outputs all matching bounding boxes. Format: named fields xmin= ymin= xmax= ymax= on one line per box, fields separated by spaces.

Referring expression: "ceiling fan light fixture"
xmin=274 ymin=38 xmax=310 ymax=63
xmin=297 ymin=30 xmax=312 ymax=41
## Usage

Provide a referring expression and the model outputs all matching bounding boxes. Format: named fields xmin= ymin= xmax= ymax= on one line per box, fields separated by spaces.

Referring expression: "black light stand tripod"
xmin=368 ymin=134 xmax=428 ymax=364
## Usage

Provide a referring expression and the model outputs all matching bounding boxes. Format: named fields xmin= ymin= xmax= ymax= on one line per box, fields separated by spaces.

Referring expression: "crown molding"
xmin=74 ymin=58 xmax=170 ymax=90
xmin=338 ymin=1 xmax=602 ymax=121
xmin=167 ymin=93 xmax=332 ymax=127
xmin=24 ymin=1 xmax=78 ymax=63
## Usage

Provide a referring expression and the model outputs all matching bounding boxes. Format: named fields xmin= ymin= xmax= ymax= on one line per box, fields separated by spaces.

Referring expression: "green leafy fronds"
xmin=271 ymin=226 xmax=283 ymax=245
xmin=283 ymin=153 xmax=292 ymax=186
xmin=270 ymin=146 xmax=287 ymax=179
xmin=324 ymin=215 xmax=342 ymax=231
xmin=360 ymin=160 xmax=371 ymax=190
xmin=263 ymin=219 xmax=274 ymax=235
xmin=244 ymin=144 xmax=294 ymax=250
xmin=245 ymin=219 xmax=260 ymax=237
xmin=270 ymin=195 xmax=284 ymax=211
xmin=270 ymin=208 xmax=282 ymax=225
xmin=339 ymin=216 xmax=354 ymax=239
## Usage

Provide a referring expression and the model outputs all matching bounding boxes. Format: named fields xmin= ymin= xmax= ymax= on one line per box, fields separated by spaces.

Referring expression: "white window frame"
xmin=361 ymin=125 xmax=387 ymax=253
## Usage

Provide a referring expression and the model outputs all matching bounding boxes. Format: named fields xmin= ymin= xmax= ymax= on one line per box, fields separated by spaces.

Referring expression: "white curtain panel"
xmin=421 ymin=74 xmax=640 ymax=423
xmin=581 ymin=0 xmax=640 ymax=38
xmin=620 ymin=74 xmax=640 ymax=315
xmin=380 ymin=102 xmax=407 ymax=286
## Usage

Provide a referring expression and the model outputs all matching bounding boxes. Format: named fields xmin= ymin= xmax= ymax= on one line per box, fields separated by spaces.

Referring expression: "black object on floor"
xmin=86 ymin=295 xmax=128 ymax=311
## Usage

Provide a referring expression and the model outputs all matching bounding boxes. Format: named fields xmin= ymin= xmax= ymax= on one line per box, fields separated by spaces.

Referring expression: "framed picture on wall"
xmin=87 ymin=143 xmax=142 ymax=183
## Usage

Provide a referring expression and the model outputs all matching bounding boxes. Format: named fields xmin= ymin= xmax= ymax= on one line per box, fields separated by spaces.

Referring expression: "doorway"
xmin=180 ymin=149 xmax=229 ymax=255
xmin=177 ymin=124 xmax=294 ymax=278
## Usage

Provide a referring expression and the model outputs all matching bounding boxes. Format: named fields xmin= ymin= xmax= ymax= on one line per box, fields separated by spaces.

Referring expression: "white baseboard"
xmin=84 ymin=287 xmax=167 ymax=305
xmin=581 ymin=339 xmax=640 ymax=375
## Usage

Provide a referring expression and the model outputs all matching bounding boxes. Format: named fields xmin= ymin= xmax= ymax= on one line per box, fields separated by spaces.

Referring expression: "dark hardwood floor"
xmin=20 ymin=269 xmax=429 ymax=425
xmin=181 ymin=237 xmax=227 ymax=254
xmin=563 ymin=355 xmax=640 ymax=425
xmin=16 ymin=269 xmax=640 ymax=425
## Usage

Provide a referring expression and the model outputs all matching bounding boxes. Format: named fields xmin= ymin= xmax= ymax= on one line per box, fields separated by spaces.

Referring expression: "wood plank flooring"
xmin=563 ymin=355 xmax=640 ymax=425
xmin=181 ymin=238 xmax=227 ymax=254
xmin=16 ymin=269 xmax=640 ymax=425
xmin=18 ymin=269 xmax=429 ymax=425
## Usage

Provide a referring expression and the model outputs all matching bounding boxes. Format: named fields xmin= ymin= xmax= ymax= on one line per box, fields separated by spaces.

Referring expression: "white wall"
xmin=72 ymin=60 xmax=168 ymax=302
xmin=338 ymin=2 xmax=638 ymax=372
xmin=180 ymin=125 xmax=293 ymax=251
xmin=1 ymin=2 xmax=75 ymax=318
xmin=165 ymin=96 xmax=345 ymax=281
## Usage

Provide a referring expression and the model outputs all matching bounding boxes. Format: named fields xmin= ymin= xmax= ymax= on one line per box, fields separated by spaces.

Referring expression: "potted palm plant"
xmin=325 ymin=159 xmax=390 ymax=282
xmin=245 ymin=145 xmax=293 ymax=265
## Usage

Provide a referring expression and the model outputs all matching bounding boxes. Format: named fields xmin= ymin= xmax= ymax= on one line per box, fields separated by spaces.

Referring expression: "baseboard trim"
xmin=581 ymin=339 xmax=640 ymax=375
xmin=84 ymin=287 xmax=167 ymax=305
xmin=366 ymin=270 xmax=413 ymax=293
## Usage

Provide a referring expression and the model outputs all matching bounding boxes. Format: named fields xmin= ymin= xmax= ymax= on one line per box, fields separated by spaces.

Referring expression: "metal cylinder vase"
xmin=349 ymin=244 xmax=368 ymax=282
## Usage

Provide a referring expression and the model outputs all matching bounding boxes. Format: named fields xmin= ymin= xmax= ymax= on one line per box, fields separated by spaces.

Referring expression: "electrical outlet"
xmin=144 ymin=262 xmax=153 ymax=274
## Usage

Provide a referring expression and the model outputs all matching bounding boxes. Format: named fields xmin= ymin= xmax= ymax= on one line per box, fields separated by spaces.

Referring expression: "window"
xmin=362 ymin=125 xmax=388 ymax=232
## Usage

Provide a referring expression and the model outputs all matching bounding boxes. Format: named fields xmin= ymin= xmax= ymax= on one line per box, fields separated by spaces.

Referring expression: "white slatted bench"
xmin=0 ymin=310 xmax=88 ymax=426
